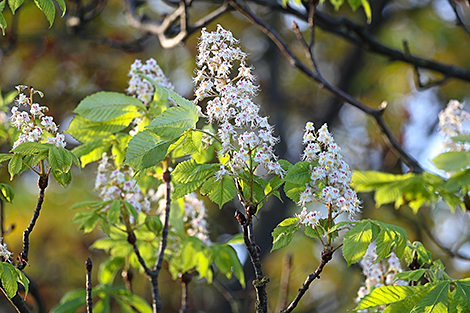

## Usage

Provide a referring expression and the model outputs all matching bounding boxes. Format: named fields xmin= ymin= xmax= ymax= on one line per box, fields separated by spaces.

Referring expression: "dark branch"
xmin=2 ymin=289 xmax=31 ymax=313
xmin=280 ymin=249 xmax=333 ymax=313
xmin=229 ymin=0 xmax=423 ymax=173
xmin=86 ymin=258 xmax=93 ymax=313
xmin=17 ymin=175 xmax=48 ymax=270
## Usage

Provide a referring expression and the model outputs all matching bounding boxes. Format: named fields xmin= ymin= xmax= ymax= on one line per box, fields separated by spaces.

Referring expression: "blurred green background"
xmin=2 ymin=0 xmax=470 ymax=312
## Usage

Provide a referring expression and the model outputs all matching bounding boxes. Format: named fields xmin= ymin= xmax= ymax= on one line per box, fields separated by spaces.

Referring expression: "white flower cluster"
xmin=152 ymin=185 xmax=212 ymax=246
xmin=10 ymin=85 xmax=65 ymax=149
xmin=126 ymin=58 xmax=174 ymax=104
xmin=298 ymin=122 xmax=360 ymax=216
xmin=355 ymin=242 xmax=407 ymax=312
xmin=295 ymin=207 xmax=322 ymax=227
xmin=0 ymin=238 xmax=12 ymax=260
xmin=438 ymin=100 xmax=470 ymax=151
xmin=194 ymin=25 xmax=284 ymax=178
xmin=95 ymin=154 xmax=151 ymax=213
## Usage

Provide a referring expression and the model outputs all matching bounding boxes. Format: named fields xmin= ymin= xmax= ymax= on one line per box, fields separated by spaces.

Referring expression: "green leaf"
xmin=433 ymin=151 xmax=470 ymax=172
xmin=72 ymin=138 xmax=113 ymax=168
xmin=330 ymin=0 xmax=345 ymax=10
xmin=73 ymin=211 xmax=99 ymax=234
xmin=356 ymin=285 xmax=431 ymax=310
xmin=48 ymin=146 xmax=72 ymax=174
xmin=144 ymin=215 xmax=162 ymax=234
xmin=284 ymin=181 xmax=306 ymax=203
xmin=200 ymin=175 xmax=237 ymax=208
xmin=74 ymin=92 xmax=146 ymax=122
xmin=343 ymin=220 xmax=379 ymax=266
xmin=67 ymin=114 xmax=137 ymax=143
xmin=212 ymin=244 xmax=245 ymax=288
xmin=146 ymin=104 xmax=198 ymax=139
xmin=394 ymin=269 xmax=427 ymax=282
xmin=8 ymin=0 xmax=25 ymax=14
xmin=0 ymin=262 xmax=18 ymax=298
xmin=52 ymin=169 xmax=72 ymax=188
xmin=361 ymin=0 xmax=371 ymax=23
xmin=115 ymin=293 xmax=153 ymax=313
xmin=0 ymin=154 xmax=13 ymax=163
xmin=226 ymin=233 xmax=244 ymax=244
xmin=371 ymin=220 xmax=408 ymax=260
xmin=271 ymin=217 xmax=300 ymax=252
xmin=8 ymin=154 xmax=22 ymax=180
xmin=70 ymin=200 xmax=109 ymax=210
xmin=122 ymin=201 xmax=138 ymax=221
xmin=172 ymin=159 xmax=221 ymax=200
xmin=405 ymin=241 xmax=433 ymax=267
xmin=284 ymin=161 xmax=311 ymax=185
xmin=451 ymin=281 xmax=470 ymax=313
xmin=0 ymin=183 xmax=14 ymax=203
xmin=410 ymin=281 xmax=449 ymax=313
xmin=50 ymin=289 xmax=87 ymax=313
xmin=55 ymin=0 xmax=66 ymax=16
xmin=33 ymin=0 xmax=55 ymax=27
xmin=107 ymin=200 xmax=121 ymax=224
xmin=125 ymin=130 xmax=172 ymax=171
xmin=98 ymin=257 xmax=124 ymax=285
xmin=451 ymin=135 xmax=470 ymax=144
xmin=0 ymin=12 xmax=5 ymax=36
xmin=445 ymin=169 xmax=470 ymax=192
xmin=11 ymin=142 xmax=51 ymax=155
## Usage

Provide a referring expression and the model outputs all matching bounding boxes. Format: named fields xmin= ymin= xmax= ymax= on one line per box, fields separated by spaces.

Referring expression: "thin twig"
xmin=280 ymin=249 xmax=333 ymax=313
xmin=2 ymin=289 xmax=31 ymax=313
xmin=86 ymin=258 xmax=93 ymax=313
xmin=122 ymin=268 xmax=134 ymax=292
xmin=275 ymin=254 xmax=292 ymax=313
xmin=229 ymin=0 xmax=423 ymax=174
xmin=402 ymin=40 xmax=448 ymax=89
xmin=18 ymin=175 xmax=48 ymax=270
xmin=178 ymin=272 xmax=192 ymax=313
xmin=292 ymin=21 xmax=320 ymax=75
xmin=212 ymin=268 xmax=241 ymax=313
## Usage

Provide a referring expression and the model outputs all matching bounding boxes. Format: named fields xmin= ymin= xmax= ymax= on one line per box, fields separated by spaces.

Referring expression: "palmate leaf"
xmin=343 ymin=220 xmax=408 ymax=266
xmin=200 ymin=175 xmax=237 ymax=208
xmin=172 ymin=159 xmax=220 ymax=200
xmin=450 ymin=281 xmax=470 ymax=313
xmin=74 ymin=92 xmax=146 ymax=122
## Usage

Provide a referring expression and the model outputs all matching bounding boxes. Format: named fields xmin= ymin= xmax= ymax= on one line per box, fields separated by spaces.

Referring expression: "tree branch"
xmin=17 ymin=176 xmax=48 ymax=270
xmin=86 ymin=258 xmax=93 ymax=313
xmin=229 ymin=0 xmax=423 ymax=173
xmin=280 ymin=248 xmax=333 ymax=313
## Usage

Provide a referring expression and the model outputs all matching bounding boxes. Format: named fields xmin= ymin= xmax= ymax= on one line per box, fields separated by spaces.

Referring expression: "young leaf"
xmin=8 ymin=153 xmax=23 ymax=180
xmin=212 ymin=244 xmax=245 ymax=288
xmin=48 ymin=146 xmax=72 ymax=174
xmin=342 ymin=220 xmax=379 ymax=266
xmin=394 ymin=269 xmax=427 ymax=282
xmin=0 ymin=183 xmax=14 ymax=203
xmin=74 ymin=92 xmax=145 ymax=122
xmin=1 ymin=262 xmax=19 ymax=298
xmin=0 ymin=154 xmax=13 ymax=163
xmin=52 ymin=169 xmax=72 ymax=188
xmin=107 ymin=200 xmax=121 ymax=224
xmin=271 ymin=217 xmax=300 ymax=252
